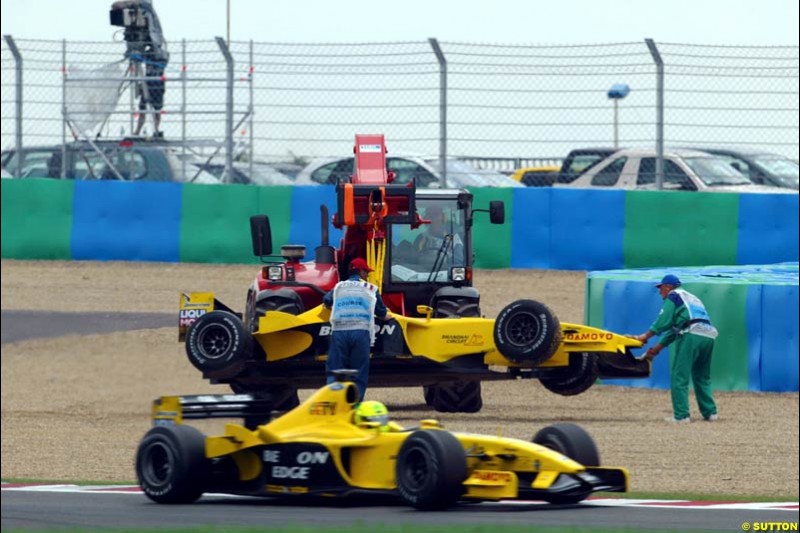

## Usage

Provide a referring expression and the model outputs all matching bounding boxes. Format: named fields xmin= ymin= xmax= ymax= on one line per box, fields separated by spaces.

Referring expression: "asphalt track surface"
xmin=0 ymin=310 xmax=174 ymax=343
xmin=2 ymin=490 xmax=798 ymax=531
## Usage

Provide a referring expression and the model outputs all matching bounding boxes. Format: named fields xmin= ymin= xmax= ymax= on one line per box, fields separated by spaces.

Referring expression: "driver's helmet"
xmin=354 ymin=401 xmax=390 ymax=432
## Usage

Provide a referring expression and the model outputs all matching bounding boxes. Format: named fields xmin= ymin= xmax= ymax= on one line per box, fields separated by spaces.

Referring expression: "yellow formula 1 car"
xmin=135 ymin=372 xmax=629 ymax=510
xmin=181 ymin=293 xmax=649 ymax=413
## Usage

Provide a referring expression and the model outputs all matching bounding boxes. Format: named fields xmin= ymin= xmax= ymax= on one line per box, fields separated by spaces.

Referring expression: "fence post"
xmin=428 ymin=38 xmax=447 ymax=188
xmin=181 ymin=39 xmax=187 ymax=181
xmin=216 ymin=36 xmax=235 ymax=183
xmin=61 ymin=39 xmax=67 ymax=178
xmin=645 ymin=38 xmax=665 ymax=190
xmin=249 ymin=39 xmax=254 ymax=181
xmin=4 ymin=35 xmax=22 ymax=178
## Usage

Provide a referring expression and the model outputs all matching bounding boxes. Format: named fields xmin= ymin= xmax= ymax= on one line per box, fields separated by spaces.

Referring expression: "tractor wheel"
xmin=532 ymin=423 xmax=600 ymax=505
xmin=539 ymin=352 xmax=599 ymax=396
xmin=427 ymin=382 xmax=483 ymax=413
xmin=245 ymin=289 xmax=304 ymax=333
xmin=136 ymin=425 xmax=209 ymax=504
xmin=423 ymin=299 xmax=483 ymax=412
xmin=395 ymin=430 xmax=467 ymax=510
xmin=185 ymin=311 xmax=252 ymax=379
xmin=493 ymin=299 xmax=561 ymax=364
xmin=433 ymin=298 xmax=481 ymax=319
xmin=423 ymin=385 xmax=436 ymax=406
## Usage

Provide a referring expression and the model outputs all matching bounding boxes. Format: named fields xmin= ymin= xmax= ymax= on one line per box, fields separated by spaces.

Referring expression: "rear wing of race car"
xmin=151 ymin=394 xmax=277 ymax=426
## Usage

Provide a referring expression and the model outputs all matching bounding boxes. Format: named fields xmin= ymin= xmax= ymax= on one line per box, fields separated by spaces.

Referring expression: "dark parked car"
xmin=1 ymin=140 xmax=219 ymax=183
xmin=515 ymin=148 xmax=618 ymax=187
xmin=693 ymin=148 xmax=799 ymax=190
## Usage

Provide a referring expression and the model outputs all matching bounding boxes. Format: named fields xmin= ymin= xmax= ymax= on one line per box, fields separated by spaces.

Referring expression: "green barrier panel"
xmin=179 ymin=184 xmax=292 ymax=264
xmin=469 ymin=187 xmax=514 ymax=269
xmin=624 ymin=191 xmax=739 ymax=268
xmin=584 ymin=276 xmax=605 ymax=329
xmin=1 ymin=179 xmax=74 ymax=260
xmin=682 ymin=281 xmax=749 ymax=391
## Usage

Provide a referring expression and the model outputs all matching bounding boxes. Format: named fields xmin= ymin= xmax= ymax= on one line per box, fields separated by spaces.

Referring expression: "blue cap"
xmin=656 ymin=274 xmax=681 ymax=288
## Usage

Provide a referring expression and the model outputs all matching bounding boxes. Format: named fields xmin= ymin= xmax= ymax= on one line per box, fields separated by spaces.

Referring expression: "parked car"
xmin=556 ymin=148 xmax=618 ymax=184
xmin=194 ymin=161 xmax=296 ymax=185
xmin=509 ymin=148 xmax=619 ymax=187
xmin=295 ymin=155 xmax=523 ymax=188
xmin=1 ymin=140 xmax=220 ymax=184
xmin=511 ymin=165 xmax=561 ymax=187
xmin=561 ymin=148 xmax=795 ymax=193
xmin=690 ymin=148 xmax=799 ymax=190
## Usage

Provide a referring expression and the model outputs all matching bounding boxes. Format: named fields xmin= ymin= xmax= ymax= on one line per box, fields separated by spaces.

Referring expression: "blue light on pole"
xmin=608 ymin=83 xmax=630 ymax=149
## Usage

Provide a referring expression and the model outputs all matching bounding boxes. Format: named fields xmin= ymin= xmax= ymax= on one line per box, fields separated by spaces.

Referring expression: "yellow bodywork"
xmin=252 ymin=303 xmax=642 ymax=367
xmin=157 ymin=381 xmax=629 ymax=499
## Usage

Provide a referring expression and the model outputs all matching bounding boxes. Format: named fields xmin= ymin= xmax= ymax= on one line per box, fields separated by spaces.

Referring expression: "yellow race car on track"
xmin=136 ymin=372 xmax=629 ymax=510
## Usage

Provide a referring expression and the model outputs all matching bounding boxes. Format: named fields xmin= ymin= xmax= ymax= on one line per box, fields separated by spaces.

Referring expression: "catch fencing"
xmin=2 ymin=37 xmax=798 ymax=184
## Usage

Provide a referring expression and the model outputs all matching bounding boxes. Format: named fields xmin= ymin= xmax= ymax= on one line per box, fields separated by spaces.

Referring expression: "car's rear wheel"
xmin=185 ymin=311 xmax=253 ymax=379
xmin=539 ymin=352 xmax=599 ymax=396
xmin=136 ymin=425 xmax=209 ymax=504
xmin=493 ymin=299 xmax=561 ymax=364
xmin=395 ymin=430 xmax=467 ymax=510
xmin=532 ymin=423 xmax=600 ymax=505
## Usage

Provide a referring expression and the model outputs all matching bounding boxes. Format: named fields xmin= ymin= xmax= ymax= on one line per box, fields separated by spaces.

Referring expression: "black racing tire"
xmin=539 ymin=352 xmax=599 ymax=396
xmin=185 ymin=311 xmax=253 ymax=379
xmin=493 ymin=299 xmax=561 ymax=364
xmin=533 ymin=423 xmax=600 ymax=467
xmin=533 ymin=423 xmax=600 ymax=505
xmin=427 ymin=382 xmax=483 ymax=413
xmin=395 ymin=430 xmax=467 ymax=510
xmin=135 ymin=425 xmax=209 ymax=504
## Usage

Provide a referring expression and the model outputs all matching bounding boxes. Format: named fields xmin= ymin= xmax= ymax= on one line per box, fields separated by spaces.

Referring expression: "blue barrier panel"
xmin=71 ymin=181 xmax=181 ymax=262
xmin=550 ymin=189 xmax=625 ymax=270
xmin=745 ymin=285 xmax=763 ymax=392
xmin=288 ymin=186 xmax=342 ymax=253
xmin=510 ymin=188 xmax=551 ymax=268
xmin=737 ymin=194 xmax=799 ymax=265
xmin=760 ymin=284 xmax=799 ymax=392
xmin=601 ymin=279 xmax=669 ymax=389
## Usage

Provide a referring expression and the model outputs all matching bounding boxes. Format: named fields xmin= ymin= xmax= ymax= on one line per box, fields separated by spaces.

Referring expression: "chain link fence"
xmin=2 ymin=36 xmax=797 ymax=186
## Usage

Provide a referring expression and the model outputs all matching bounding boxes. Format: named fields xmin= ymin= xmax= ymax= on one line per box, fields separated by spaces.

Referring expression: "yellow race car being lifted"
xmin=179 ymin=135 xmax=649 ymax=412
xmin=136 ymin=371 xmax=629 ymax=510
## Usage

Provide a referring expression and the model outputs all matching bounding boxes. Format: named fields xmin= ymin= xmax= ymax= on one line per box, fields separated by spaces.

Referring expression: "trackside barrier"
xmin=586 ymin=265 xmax=799 ymax=392
xmin=1 ymin=180 xmax=798 ymax=270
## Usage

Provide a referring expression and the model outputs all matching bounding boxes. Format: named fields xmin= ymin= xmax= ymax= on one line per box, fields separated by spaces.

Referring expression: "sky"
xmin=1 ymin=0 xmax=798 ymax=45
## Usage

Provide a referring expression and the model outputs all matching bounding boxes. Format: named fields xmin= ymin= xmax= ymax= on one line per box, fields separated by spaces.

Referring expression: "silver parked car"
xmin=561 ymin=148 xmax=795 ymax=193
xmin=295 ymin=155 xmax=523 ymax=188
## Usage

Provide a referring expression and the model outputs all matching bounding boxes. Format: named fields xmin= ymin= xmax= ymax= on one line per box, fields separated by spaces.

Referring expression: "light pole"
xmin=607 ymin=84 xmax=630 ymax=149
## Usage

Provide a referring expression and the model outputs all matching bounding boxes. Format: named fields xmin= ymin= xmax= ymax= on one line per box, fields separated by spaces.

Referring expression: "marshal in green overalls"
xmin=636 ymin=275 xmax=719 ymax=422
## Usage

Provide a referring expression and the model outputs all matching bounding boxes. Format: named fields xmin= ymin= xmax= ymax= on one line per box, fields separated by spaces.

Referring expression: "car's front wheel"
xmin=493 ymin=299 xmax=561 ymax=364
xmin=135 ymin=425 xmax=209 ymax=504
xmin=395 ymin=430 xmax=467 ymax=510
